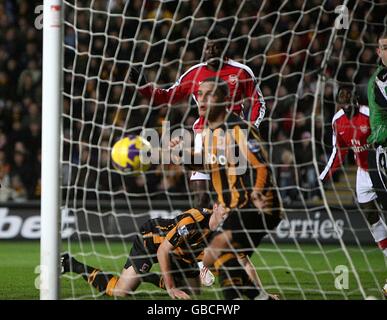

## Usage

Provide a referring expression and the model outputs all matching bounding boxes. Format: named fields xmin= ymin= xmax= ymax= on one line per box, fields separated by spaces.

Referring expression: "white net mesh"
xmin=60 ymin=0 xmax=387 ymax=300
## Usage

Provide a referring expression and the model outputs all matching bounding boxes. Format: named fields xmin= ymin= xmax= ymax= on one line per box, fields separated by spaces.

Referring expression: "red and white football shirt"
xmin=138 ymin=59 xmax=266 ymax=127
xmin=320 ymin=106 xmax=377 ymax=203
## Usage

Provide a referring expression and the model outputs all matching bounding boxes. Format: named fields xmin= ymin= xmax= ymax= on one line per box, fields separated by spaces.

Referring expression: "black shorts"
xmin=220 ymin=206 xmax=282 ymax=256
xmin=124 ymin=235 xmax=199 ymax=279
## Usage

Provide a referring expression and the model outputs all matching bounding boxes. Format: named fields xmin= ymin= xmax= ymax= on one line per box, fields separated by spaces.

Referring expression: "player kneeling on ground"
xmin=61 ymin=204 xmax=226 ymax=299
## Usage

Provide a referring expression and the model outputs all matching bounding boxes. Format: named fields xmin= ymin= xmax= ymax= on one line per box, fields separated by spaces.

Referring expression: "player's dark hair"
xmin=207 ymin=27 xmax=228 ymax=50
xmin=378 ymin=34 xmax=387 ymax=41
xmin=336 ymin=84 xmax=360 ymax=107
xmin=336 ymin=84 xmax=359 ymax=104
xmin=202 ymin=77 xmax=230 ymax=98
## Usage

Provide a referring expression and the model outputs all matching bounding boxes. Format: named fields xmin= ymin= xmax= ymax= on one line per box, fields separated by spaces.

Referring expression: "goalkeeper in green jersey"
xmin=368 ymin=36 xmax=387 ymax=146
xmin=367 ymin=35 xmax=387 ymax=298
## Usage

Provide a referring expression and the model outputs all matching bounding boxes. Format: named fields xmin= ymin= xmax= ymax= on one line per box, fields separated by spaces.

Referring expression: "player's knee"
xmin=360 ymin=201 xmax=379 ymax=224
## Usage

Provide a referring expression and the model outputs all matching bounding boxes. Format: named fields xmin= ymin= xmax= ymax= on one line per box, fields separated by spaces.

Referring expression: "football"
xmin=111 ymin=135 xmax=152 ymax=173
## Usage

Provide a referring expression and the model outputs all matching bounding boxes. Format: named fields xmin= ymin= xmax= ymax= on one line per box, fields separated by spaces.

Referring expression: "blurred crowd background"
xmin=0 ymin=0 xmax=385 ymax=205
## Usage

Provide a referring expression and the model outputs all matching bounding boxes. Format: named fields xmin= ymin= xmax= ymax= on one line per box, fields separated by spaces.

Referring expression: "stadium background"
xmin=0 ymin=0 xmax=386 ymax=299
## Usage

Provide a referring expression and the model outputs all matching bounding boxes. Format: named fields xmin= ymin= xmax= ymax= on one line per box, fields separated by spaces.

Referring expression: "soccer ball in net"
xmin=111 ymin=135 xmax=151 ymax=173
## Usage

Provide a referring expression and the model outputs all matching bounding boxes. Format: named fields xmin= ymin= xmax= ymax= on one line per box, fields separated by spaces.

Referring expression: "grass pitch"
xmin=0 ymin=241 xmax=385 ymax=300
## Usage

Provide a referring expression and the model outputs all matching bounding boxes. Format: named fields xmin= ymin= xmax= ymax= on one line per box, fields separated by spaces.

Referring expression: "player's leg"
xmin=215 ymin=251 xmax=267 ymax=300
xmin=202 ymin=226 xmax=263 ymax=300
xmin=189 ymin=176 xmax=214 ymax=285
xmin=61 ymin=235 xmax=161 ymax=296
xmin=357 ymin=168 xmax=387 ymax=257
xmin=61 ymin=253 xmax=119 ymax=295
xmin=206 ymin=205 xmax=281 ymax=299
xmin=368 ymin=146 xmax=387 ymax=209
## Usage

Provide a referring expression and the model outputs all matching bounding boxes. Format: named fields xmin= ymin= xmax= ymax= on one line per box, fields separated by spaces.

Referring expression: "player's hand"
xmin=268 ymin=293 xmax=280 ymax=300
xmin=129 ymin=66 xmax=147 ymax=86
xmin=167 ymin=288 xmax=191 ymax=300
xmin=169 ymin=137 xmax=186 ymax=164
xmin=250 ymin=191 xmax=270 ymax=210
xmin=169 ymin=137 xmax=182 ymax=149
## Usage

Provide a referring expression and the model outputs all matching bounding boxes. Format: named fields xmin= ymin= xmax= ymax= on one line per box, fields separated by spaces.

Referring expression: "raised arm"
xmin=129 ymin=66 xmax=195 ymax=105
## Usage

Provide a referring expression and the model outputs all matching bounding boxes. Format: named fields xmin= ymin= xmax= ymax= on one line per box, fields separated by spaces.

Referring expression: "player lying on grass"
xmin=61 ymin=205 xmax=225 ymax=299
xmin=319 ymin=86 xmax=387 ymax=295
xmin=170 ymin=77 xmax=283 ymax=299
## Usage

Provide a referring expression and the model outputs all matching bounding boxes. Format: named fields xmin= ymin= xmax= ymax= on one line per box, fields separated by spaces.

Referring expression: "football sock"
xmin=216 ymin=253 xmax=259 ymax=300
xmin=243 ymin=278 xmax=263 ymax=300
xmin=370 ymin=218 xmax=387 ymax=257
xmin=87 ymin=269 xmax=115 ymax=293
xmin=69 ymin=257 xmax=95 ymax=281
xmin=68 ymin=258 xmax=118 ymax=294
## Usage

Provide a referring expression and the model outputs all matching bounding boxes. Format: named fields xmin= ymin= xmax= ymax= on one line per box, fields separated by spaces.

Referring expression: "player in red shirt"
xmin=129 ymin=29 xmax=266 ymax=208
xmin=130 ymin=33 xmax=266 ymax=128
xmin=320 ymin=86 xmax=387 ymax=260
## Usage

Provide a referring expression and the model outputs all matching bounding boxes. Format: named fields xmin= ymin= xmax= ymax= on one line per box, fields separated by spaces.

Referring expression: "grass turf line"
xmin=0 ymin=241 xmax=385 ymax=300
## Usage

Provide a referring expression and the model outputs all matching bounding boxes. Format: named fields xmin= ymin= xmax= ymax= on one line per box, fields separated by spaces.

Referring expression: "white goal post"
xmin=40 ymin=0 xmax=63 ymax=300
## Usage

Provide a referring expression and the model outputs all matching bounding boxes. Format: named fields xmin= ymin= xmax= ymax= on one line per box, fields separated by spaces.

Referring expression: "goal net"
xmin=60 ymin=0 xmax=387 ymax=300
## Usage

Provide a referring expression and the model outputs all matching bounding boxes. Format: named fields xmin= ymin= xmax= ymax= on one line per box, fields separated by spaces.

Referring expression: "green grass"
xmin=0 ymin=241 xmax=385 ymax=300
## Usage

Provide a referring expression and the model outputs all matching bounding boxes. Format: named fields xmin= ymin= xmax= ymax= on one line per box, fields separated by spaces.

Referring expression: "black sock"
xmin=218 ymin=256 xmax=248 ymax=300
xmin=89 ymin=272 xmax=115 ymax=292
xmin=70 ymin=258 xmax=114 ymax=292
xmin=243 ymin=278 xmax=261 ymax=300
xmin=70 ymin=258 xmax=95 ymax=281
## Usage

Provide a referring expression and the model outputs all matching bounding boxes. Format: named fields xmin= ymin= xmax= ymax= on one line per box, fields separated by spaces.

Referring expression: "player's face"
xmin=204 ymin=41 xmax=224 ymax=67
xmin=377 ymin=38 xmax=387 ymax=67
xmin=337 ymin=88 xmax=357 ymax=115
xmin=209 ymin=202 xmax=227 ymax=231
xmin=197 ymin=81 xmax=226 ymax=121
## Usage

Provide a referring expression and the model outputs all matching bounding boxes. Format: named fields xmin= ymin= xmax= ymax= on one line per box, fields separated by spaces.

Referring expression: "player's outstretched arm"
xmin=157 ymin=239 xmax=191 ymax=300
xmin=128 ymin=66 xmax=191 ymax=105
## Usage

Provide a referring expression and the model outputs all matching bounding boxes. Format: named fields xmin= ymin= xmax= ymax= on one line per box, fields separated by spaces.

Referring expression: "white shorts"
xmin=190 ymin=171 xmax=210 ymax=181
xmin=190 ymin=131 xmax=210 ymax=181
xmin=356 ymin=168 xmax=377 ymax=204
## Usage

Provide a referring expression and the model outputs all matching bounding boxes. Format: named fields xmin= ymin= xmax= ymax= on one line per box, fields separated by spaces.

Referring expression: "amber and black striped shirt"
xmin=195 ymin=113 xmax=276 ymax=210
xmin=141 ymin=208 xmax=212 ymax=264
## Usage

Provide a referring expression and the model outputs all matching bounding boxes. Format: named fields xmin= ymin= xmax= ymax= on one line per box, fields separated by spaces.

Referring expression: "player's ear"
xmin=376 ymin=47 xmax=381 ymax=58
